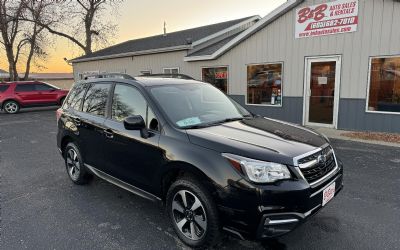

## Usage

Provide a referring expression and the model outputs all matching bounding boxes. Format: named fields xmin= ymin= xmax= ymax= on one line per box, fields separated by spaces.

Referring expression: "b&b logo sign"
xmin=295 ymin=0 xmax=359 ymax=39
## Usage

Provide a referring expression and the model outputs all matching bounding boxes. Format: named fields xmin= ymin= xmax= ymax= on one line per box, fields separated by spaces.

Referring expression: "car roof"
xmin=5 ymin=81 xmax=42 ymax=84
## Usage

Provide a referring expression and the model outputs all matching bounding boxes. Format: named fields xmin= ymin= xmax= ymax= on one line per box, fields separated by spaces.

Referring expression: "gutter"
xmin=184 ymin=0 xmax=304 ymax=62
xmin=70 ymin=45 xmax=191 ymax=63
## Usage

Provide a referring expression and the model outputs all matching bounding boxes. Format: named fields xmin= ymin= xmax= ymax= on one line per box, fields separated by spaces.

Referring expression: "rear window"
xmin=0 ymin=85 xmax=9 ymax=93
xmin=63 ymin=83 xmax=88 ymax=111
xmin=82 ymin=83 xmax=111 ymax=116
xmin=15 ymin=84 xmax=35 ymax=92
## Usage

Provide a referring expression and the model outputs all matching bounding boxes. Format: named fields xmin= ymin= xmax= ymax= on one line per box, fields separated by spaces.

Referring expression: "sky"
xmin=0 ymin=0 xmax=286 ymax=73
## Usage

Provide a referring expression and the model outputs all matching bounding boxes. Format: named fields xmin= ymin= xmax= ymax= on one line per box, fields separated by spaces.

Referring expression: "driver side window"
xmin=112 ymin=84 xmax=159 ymax=131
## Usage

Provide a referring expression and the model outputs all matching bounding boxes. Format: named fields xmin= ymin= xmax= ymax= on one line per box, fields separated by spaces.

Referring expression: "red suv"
xmin=0 ymin=81 xmax=69 ymax=114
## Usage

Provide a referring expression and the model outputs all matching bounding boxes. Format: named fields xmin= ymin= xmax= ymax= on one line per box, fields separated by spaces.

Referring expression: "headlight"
xmin=222 ymin=153 xmax=291 ymax=183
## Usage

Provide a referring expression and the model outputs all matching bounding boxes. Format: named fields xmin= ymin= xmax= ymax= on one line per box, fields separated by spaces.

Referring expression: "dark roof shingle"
xmin=73 ymin=16 xmax=255 ymax=61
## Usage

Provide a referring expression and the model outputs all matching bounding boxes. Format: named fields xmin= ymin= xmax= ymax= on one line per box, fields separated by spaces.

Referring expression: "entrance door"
xmin=304 ymin=56 xmax=341 ymax=128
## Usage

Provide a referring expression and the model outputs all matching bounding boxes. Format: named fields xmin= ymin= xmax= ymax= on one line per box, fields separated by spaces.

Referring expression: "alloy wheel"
xmin=66 ymin=148 xmax=81 ymax=181
xmin=4 ymin=102 xmax=18 ymax=114
xmin=172 ymin=190 xmax=207 ymax=241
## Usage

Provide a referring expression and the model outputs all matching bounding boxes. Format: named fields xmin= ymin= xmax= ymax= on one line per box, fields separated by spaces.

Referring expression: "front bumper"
xmin=257 ymin=173 xmax=343 ymax=238
xmin=219 ymin=161 xmax=344 ymax=240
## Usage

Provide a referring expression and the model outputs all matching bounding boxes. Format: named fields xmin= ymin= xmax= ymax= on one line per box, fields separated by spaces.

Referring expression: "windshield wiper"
xmin=181 ymin=117 xmax=251 ymax=129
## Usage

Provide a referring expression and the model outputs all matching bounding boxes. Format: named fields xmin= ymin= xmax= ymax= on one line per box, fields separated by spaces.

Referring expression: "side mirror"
xmin=124 ymin=115 xmax=145 ymax=130
xmin=123 ymin=115 xmax=149 ymax=138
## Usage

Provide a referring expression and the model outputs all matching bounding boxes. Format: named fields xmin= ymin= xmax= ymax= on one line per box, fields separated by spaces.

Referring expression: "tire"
xmin=3 ymin=100 xmax=20 ymax=114
xmin=64 ymin=142 xmax=91 ymax=185
xmin=167 ymin=176 xmax=221 ymax=249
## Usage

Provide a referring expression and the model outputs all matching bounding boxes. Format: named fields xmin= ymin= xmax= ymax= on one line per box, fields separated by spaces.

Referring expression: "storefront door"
xmin=303 ymin=56 xmax=341 ymax=128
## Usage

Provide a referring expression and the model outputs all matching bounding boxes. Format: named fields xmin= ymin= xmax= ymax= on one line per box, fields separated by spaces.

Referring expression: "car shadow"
xmin=0 ymin=106 xmax=59 ymax=115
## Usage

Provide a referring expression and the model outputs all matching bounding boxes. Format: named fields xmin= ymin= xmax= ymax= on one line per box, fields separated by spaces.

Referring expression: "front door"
xmin=304 ymin=56 xmax=341 ymax=128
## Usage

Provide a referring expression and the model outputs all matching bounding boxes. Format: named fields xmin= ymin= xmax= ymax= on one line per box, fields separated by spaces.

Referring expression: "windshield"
xmin=150 ymin=83 xmax=251 ymax=128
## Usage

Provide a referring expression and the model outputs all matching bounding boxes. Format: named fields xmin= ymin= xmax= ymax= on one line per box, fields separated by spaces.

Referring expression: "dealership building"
xmin=71 ymin=0 xmax=400 ymax=133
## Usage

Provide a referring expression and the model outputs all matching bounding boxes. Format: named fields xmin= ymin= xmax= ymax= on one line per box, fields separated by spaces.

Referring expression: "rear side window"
xmin=35 ymin=83 xmax=55 ymax=91
xmin=63 ymin=83 xmax=87 ymax=111
xmin=15 ymin=84 xmax=35 ymax=92
xmin=0 ymin=85 xmax=9 ymax=93
xmin=82 ymin=83 xmax=111 ymax=116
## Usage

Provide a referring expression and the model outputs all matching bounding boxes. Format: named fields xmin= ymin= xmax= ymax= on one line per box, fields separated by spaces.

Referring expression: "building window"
xmin=367 ymin=56 xmax=400 ymax=113
xmin=247 ymin=63 xmax=283 ymax=106
xmin=201 ymin=67 xmax=228 ymax=93
xmin=163 ymin=67 xmax=179 ymax=74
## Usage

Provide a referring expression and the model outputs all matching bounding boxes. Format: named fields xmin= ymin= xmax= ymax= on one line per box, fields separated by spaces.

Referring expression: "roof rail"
xmin=138 ymin=73 xmax=194 ymax=80
xmin=84 ymin=73 xmax=135 ymax=80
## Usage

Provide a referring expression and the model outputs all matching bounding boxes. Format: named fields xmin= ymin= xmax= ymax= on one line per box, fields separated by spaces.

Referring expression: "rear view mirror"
xmin=124 ymin=115 xmax=145 ymax=130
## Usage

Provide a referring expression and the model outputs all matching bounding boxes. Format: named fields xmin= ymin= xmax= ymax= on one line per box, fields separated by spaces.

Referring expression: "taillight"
xmin=56 ymin=108 xmax=63 ymax=122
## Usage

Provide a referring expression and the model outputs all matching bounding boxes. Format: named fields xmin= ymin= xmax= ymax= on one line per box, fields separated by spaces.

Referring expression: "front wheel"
xmin=167 ymin=176 xmax=221 ymax=249
xmin=3 ymin=100 xmax=20 ymax=114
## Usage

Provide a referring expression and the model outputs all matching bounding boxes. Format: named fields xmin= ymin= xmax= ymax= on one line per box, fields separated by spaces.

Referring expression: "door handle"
xmin=103 ymin=129 xmax=114 ymax=139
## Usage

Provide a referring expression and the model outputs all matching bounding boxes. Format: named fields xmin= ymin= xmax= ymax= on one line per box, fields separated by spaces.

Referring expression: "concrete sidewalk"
xmin=311 ymin=127 xmax=400 ymax=148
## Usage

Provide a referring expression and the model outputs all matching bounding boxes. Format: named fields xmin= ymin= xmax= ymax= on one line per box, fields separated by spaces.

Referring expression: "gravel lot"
xmin=1 ymin=108 xmax=399 ymax=250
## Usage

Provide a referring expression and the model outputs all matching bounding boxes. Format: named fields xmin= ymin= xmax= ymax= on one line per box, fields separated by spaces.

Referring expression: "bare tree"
xmin=0 ymin=0 xmax=24 ymax=80
xmin=0 ymin=0 xmax=50 ymax=80
xmin=32 ymin=0 xmax=122 ymax=55
xmin=21 ymin=0 xmax=50 ymax=80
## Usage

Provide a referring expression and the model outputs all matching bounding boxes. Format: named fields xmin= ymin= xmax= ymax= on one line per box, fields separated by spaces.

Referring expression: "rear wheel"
xmin=167 ymin=176 xmax=221 ymax=249
xmin=3 ymin=100 xmax=20 ymax=114
xmin=64 ymin=142 xmax=91 ymax=185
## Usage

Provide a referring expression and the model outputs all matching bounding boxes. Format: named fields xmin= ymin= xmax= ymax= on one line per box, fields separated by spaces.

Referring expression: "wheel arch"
xmin=1 ymin=99 xmax=20 ymax=109
xmin=160 ymin=161 xmax=220 ymax=203
xmin=60 ymin=135 xmax=75 ymax=157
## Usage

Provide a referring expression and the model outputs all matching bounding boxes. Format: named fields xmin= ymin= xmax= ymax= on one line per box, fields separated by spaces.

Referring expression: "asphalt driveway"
xmin=0 ymin=108 xmax=399 ymax=249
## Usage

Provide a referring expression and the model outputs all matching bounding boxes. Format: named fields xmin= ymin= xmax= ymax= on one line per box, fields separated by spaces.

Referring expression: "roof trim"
xmin=71 ymin=45 xmax=190 ymax=63
xmin=184 ymin=0 xmax=304 ymax=62
xmin=191 ymin=16 xmax=261 ymax=47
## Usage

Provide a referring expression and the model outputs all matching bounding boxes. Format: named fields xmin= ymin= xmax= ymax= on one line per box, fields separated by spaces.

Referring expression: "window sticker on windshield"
xmin=176 ymin=117 xmax=201 ymax=127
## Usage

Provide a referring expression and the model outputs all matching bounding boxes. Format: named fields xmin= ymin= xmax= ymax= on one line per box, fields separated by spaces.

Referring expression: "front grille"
xmin=298 ymin=146 xmax=336 ymax=184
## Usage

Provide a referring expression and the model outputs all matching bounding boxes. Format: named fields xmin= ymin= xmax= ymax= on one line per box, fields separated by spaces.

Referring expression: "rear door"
xmin=102 ymin=83 xmax=163 ymax=191
xmin=34 ymin=83 xmax=58 ymax=104
xmin=14 ymin=84 xmax=37 ymax=106
xmin=78 ymin=82 xmax=112 ymax=171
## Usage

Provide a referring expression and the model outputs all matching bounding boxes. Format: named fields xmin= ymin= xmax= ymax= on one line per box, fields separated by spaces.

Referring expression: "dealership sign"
xmin=295 ymin=0 xmax=359 ymax=39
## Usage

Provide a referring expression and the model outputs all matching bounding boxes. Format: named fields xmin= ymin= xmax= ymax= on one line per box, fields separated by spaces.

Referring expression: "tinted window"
xmin=35 ymin=83 xmax=55 ymax=91
xmin=63 ymin=83 xmax=87 ymax=111
xmin=15 ymin=84 xmax=35 ymax=92
xmin=112 ymin=84 xmax=158 ymax=130
xmin=112 ymin=84 xmax=146 ymax=121
xmin=82 ymin=83 xmax=111 ymax=116
xmin=0 ymin=85 xmax=9 ymax=93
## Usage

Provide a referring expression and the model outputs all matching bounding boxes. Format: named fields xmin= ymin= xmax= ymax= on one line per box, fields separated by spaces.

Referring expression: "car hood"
xmin=186 ymin=117 xmax=328 ymax=166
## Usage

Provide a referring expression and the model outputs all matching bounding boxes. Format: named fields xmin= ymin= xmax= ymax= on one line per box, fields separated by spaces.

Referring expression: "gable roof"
xmin=0 ymin=69 xmax=7 ymax=74
xmin=185 ymin=0 xmax=304 ymax=61
xmin=71 ymin=16 xmax=260 ymax=63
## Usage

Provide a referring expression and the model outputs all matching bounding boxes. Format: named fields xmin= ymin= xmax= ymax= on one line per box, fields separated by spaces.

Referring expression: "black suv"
xmin=57 ymin=75 xmax=343 ymax=248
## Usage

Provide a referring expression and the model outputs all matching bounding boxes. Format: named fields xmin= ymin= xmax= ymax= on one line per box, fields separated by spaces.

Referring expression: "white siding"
xmin=73 ymin=0 xmax=400 ymax=99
